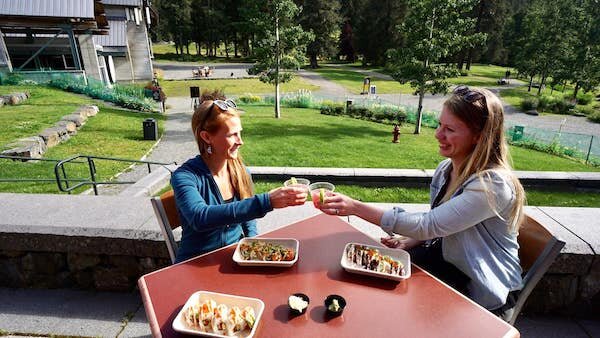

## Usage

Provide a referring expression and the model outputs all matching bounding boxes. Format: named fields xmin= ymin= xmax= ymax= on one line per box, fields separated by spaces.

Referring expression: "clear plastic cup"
xmin=308 ymin=182 xmax=335 ymax=208
xmin=284 ymin=177 xmax=311 ymax=202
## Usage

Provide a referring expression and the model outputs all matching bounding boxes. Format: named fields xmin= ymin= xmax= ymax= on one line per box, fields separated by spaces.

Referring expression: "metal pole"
xmin=585 ymin=135 xmax=593 ymax=164
xmin=61 ymin=164 xmax=71 ymax=194
xmin=87 ymin=157 xmax=98 ymax=195
xmin=65 ymin=26 xmax=82 ymax=70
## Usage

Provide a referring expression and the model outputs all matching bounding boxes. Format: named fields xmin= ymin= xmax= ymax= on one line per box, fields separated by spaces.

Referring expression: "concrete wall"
xmin=126 ymin=20 xmax=153 ymax=81
xmin=78 ymin=34 xmax=101 ymax=81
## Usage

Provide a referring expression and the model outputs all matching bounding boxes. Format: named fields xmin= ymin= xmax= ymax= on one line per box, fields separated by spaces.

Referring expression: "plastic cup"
xmin=308 ymin=182 xmax=335 ymax=208
xmin=284 ymin=178 xmax=310 ymax=201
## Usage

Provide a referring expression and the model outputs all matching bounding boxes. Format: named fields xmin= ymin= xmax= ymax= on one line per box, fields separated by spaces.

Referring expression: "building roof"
xmin=94 ymin=19 xmax=127 ymax=47
xmin=0 ymin=0 xmax=109 ymax=35
xmin=102 ymin=0 xmax=142 ymax=6
xmin=0 ymin=0 xmax=95 ymax=18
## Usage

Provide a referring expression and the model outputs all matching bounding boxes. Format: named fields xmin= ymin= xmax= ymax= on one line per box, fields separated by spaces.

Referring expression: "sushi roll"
xmin=227 ymin=306 xmax=246 ymax=334
xmin=185 ymin=302 xmax=201 ymax=328
xmin=200 ymin=299 xmax=216 ymax=330
xmin=242 ymin=306 xmax=256 ymax=329
xmin=212 ymin=304 xmax=229 ymax=335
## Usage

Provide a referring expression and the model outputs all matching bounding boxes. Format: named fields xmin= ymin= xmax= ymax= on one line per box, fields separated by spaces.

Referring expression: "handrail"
xmin=0 ymin=154 xmax=175 ymax=195
xmin=54 ymin=155 xmax=176 ymax=195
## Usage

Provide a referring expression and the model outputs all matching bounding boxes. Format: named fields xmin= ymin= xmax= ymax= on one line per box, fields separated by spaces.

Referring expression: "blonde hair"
xmin=191 ymin=100 xmax=254 ymax=199
xmin=441 ymin=88 xmax=525 ymax=233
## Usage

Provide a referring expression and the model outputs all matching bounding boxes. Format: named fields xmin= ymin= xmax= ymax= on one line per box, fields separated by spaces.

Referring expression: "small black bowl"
xmin=288 ymin=293 xmax=310 ymax=315
xmin=324 ymin=294 xmax=346 ymax=316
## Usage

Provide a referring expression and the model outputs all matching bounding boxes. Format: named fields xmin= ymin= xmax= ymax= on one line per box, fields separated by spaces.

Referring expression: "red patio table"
xmin=138 ymin=213 xmax=519 ymax=338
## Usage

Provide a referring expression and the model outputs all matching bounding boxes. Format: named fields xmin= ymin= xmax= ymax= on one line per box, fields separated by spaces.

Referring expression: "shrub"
xmin=588 ymin=110 xmax=600 ymax=123
xmin=201 ymin=88 xmax=226 ymax=101
xmin=521 ymin=97 xmax=538 ymax=111
xmin=575 ymin=92 xmax=594 ymax=105
xmin=0 ymin=72 xmax=24 ymax=85
xmin=281 ymin=89 xmax=320 ymax=108
xmin=574 ymin=106 xmax=596 ymax=116
xmin=238 ymin=93 xmax=262 ymax=104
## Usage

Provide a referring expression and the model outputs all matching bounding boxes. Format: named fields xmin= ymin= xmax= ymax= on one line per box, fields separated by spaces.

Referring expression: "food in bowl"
xmin=239 ymin=240 xmax=295 ymax=261
xmin=324 ymin=294 xmax=346 ymax=316
xmin=346 ymin=244 xmax=405 ymax=276
xmin=288 ymin=293 xmax=310 ymax=314
xmin=183 ymin=298 xmax=255 ymax=336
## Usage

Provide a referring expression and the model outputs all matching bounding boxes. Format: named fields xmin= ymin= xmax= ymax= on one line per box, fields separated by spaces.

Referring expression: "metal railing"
xmin=0 ymin=154 xmax=176 ymax=195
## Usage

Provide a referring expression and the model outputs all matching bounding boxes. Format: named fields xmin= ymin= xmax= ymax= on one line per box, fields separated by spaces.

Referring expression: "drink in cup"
xmin=309 ymin=182 xmax=335 ymax=208
xmin=284 ymin=177 xmax=310 ymax=201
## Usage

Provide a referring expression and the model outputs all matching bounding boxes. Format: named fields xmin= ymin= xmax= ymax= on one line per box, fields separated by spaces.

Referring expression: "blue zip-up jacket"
xmin=171 ymin=155 xmax=272 ymax=263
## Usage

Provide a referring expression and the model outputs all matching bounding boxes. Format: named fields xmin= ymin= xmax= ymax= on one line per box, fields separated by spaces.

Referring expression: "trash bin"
xmin=512 ymin=125 xmax=524 ymax=141
xmin=143 ymin=118 xmax=158 ymax=140
xmin=346 ymin=99 xmax=353 ymax=113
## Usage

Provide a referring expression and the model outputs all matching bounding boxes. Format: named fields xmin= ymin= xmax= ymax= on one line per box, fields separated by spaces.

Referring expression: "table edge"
xmin=138 ymin=277 xmax=163 ymax=338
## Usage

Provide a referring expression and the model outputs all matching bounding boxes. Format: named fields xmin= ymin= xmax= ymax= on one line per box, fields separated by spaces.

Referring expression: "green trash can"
xmin=512 ymin=125 xmax=524 ymax=141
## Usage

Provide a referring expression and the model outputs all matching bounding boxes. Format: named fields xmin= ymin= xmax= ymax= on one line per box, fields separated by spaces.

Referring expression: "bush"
xmin=575 ymin=92 xmax=594 ymax=105
xmin=48 ymin=73 xmax=156 ymax=112
xmin=588 ymin=111 xmax=600 ymax=123
xmin=574 ymin=106 xmax=596 ymax=116
xmin=0 ymin=72 xmax=24 ymax=85
xmin=281 ymin=89 xmax=320 ymax=108
xmin=521 ymin=97 xmax=538 ymax=111
xmin=238 ymin=93 xmax=262 ymax=104
xmin=201 ymin=88 xmax=226 ymax=101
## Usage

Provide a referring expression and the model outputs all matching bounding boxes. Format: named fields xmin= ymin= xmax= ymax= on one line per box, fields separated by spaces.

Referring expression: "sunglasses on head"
xmin=453 ymin=85 xmax=485 ymax=104
xmin=212 ymin=99 xmax=237 ymax=111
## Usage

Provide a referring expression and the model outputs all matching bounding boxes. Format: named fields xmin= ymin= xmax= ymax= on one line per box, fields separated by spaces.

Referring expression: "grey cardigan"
xmin=380 ymin=159 xmax=522 ymax=310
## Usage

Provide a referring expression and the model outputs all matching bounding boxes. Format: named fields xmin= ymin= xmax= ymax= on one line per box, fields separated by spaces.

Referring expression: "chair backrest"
xmin=507 ymin=214 xmax=565 ymax=324
xmin=151 ymin=190 xmax=181 ymax=264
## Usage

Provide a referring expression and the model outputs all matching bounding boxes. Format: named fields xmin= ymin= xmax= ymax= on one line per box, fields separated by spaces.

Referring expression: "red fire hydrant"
xmin=392 ymin=124 xmax=401 ymax=143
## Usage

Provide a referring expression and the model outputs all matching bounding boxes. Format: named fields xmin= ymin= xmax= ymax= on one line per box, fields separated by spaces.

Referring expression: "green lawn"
xmin=240 ymin=105 xmax=599 ymax=172
xmin=500 ymin=86 xmax=598 ymax=114
xmin=253 ymin=181 xmax=600 ymax=207
xmin=311 ymin=65 xmax=414 ymax=94
xmin=0 ymin=85 xmax=166 ymax=194
xmin=0 ymin=85 xmax=90 ymax=150
xmin=160 ymin=78 xmax=320 ymax=98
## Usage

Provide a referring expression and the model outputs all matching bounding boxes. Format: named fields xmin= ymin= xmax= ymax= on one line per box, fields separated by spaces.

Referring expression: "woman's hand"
xmin=380 ymin=235 xmax=423 ymax=250
xmin=318 ymin=192 xmax=357 ymax=216
xmin=268 ymin=186 xmax=307 ymax=209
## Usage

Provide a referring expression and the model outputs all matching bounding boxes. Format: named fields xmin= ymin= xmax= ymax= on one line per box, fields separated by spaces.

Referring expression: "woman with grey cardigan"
xmin=319 ymin=86 xmax=525 ymax=319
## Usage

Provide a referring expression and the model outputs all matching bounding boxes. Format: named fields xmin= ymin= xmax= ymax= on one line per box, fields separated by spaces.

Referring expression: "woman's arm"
xmin=242 ymin=219 xmax=258 ymax=237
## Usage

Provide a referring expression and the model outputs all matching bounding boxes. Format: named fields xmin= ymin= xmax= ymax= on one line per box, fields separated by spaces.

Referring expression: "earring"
xmin=207 ymin=145 xmax=212 ymax=154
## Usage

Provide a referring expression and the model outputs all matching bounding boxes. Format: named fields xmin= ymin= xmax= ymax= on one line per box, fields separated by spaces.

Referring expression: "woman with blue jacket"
xmin=171 ymin=99 xmax=306 ymax=263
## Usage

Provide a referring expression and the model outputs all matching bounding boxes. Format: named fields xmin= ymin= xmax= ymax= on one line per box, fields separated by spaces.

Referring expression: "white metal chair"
xmin=507 ymin=215 xmax=566 ymax=324
xmin=151 ymin=190 xmax=181 ymax=264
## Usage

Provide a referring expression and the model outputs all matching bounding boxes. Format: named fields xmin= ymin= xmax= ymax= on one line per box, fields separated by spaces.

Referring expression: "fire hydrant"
xmin=392 ymin=124 xmax=401 ymax=143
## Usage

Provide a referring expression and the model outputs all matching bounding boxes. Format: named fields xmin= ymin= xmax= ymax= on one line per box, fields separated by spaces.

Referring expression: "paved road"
xmin=153 ymin=61 xmax=254 ymax=80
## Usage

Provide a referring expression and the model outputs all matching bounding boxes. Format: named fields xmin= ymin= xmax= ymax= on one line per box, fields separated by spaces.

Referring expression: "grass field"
xmin=160 ymin=78 xmax=320 ymax=98
xmin=0 ymin=85 xmax=166 ymax=194
xmin=253 ymin=181 xmax=600 ymax=208
xmin=239 ymin=105 xmax=599 ymax=172
xmin=153 ymin=42 xmax=252 ymax=63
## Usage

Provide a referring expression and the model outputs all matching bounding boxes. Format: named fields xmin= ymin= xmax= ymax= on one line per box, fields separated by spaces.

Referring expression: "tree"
xmin=161 ymin=0 xmax=192 ymax=55
xmin=387 ymin=0 xmax=486 ymax=134
xmin=248 ymin=0 xmax=313 ymax=118
xmin=338 ymin=21 xmax=356 ymax=62
xmin=353 ymin=0 xmax=408 ymax=66
xmin=298 ymin=0 xmax=341 ymax=68
xmin=566 ymin=0 xmax=600 ymax=100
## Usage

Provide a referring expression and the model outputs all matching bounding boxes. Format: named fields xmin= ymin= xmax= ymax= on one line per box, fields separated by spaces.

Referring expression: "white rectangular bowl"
xmin=172 ymin=290 xmax=265 ymax=338
xmin=232 ymin=237 xmax=299 ymax=267
xmin=340 ymin=242 xmax=411 ymax=281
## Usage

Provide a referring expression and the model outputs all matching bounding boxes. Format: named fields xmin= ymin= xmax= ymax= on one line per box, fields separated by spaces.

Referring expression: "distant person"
xmin=319 ymin=86 xmax=525 ymax=320
xmin=171 ymin=99 xmax=307 ymax=263
xmin=505 ymin=70 xmax=511 ymax=80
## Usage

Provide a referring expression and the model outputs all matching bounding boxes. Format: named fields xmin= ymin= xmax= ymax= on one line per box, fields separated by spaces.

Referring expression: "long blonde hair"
xmin=191 ymin=100 xmax=253 ymax=199
xmin=441 ymin=87 xmax=525 ymax=233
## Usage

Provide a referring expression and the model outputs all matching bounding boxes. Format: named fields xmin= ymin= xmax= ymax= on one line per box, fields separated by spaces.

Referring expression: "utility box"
xmin=369 ymin=85 xmax=376 ymax=95
xmin=143 ymin=118 xmax=158 ymax=140
xmin=346 ymin=99 xmax=353 ymax=112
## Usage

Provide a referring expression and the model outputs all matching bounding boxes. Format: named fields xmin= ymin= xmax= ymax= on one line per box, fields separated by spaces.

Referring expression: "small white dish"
xmin=233 ymin=238 xmax=299 ymax=267
xmin=340 ymin=242 xmax=411 ymax=281
xmin=172 ymin=290 xmax=264 ymax=337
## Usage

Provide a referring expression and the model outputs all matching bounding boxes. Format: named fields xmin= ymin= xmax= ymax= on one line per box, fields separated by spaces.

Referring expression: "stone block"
xmin=9 ymin=95 xmax=20 ymax=105
xmin=580 ymin=257 xmax=600 ymax=300
xmin=0 ymin=97 xmax=4 ymax=107
xmin=0 ymin=258 xmax=24 ymax=287
xmin=78 ymin=105 xmax=99 ymax=117
xmin=21 ymin=252 xmax=66 ymax=275
xmin=108 ymin=255 xmax=140 ymax=277
xmin=87 ymin=105 xmax=99 ymax=116
xmin=93 ymin=267 xmax=131 ymax=291
xmin=39 ymin=128 xmax=60 ymax=147
xmin=62 ymin=114 xmax=86 ymax=127
xmin=73 ymin=269 xmax=95 ymax=288
xmin=1 ymin=136 xmax=47 ymax=158
xmin=67 ymin=253 xmax=101 ymax=270
xmin=55 ymin=120 xmax=77 ymax=133
xmin=524 ymin=274 xmax=579 ymax=313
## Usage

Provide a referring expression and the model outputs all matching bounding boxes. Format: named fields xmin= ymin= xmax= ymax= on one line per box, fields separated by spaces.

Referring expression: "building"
xmin=0 ymin=0 xmax=155 ymax=84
